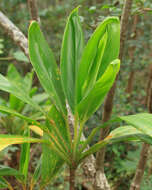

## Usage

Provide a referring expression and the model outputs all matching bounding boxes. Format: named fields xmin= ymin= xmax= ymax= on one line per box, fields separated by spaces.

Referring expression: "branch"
xmin=0 ymin=11 xmax=28 ymax=57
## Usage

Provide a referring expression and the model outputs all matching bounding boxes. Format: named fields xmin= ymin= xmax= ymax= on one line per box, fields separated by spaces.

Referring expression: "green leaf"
xmin=41 ymin=134 xmax=64 ymax=187
xmin=108 ymin=125 xmax=142 ymax=138
xmin=32 ymin=93 xmax=49 ymax=104
xmin=7 ymin=65 xmax=33 ymax=112
xmin=119 ymin=113 xmax=152 ymax=137
xmin=7 ymin=64 xmax=33 ymax=93
xmin=0 ymin=165 xmax=24 ymax=181
xmin=0 ymin=74 xmax=43 ymax=113
xmin=79 ymin=117 xmax=121 ymax=153
xmin=47 ymin=105 xmax=69 ymax=145
xmin=30 ymin=157 xmax=41 ymax=189
xmin=77 ymin=59 xmax=120 ymax=123
xmin=0 ymin=105 xmax=39 ymax=124
xmin=97 ymin=18 xmax=120 ymax=78
xmin=7 ymin=64 xmax=21 ymax=81
xmin=0 ymin=135 xmax=42 ymax=151
xmin=61 ymin=7 xmax=84 ymax=112
xmin=28 ymin=21 xmax=66 ymax=115
xmin=13 ymin=51 xmax=29 ymax=63
xmin=79 ymin=125 xmax=144 ymax=162
xmin=0 ymin=177 xmax=8 ymax=188
xmin=76 ymin=17 xmax=120 ymax=103
xmin=9 ymin=94 xmax=25 ymax=112
xmin=19 ymin=128 xmax=30 ymax=182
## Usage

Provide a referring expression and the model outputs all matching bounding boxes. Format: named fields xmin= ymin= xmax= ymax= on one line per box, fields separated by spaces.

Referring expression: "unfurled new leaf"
xmin=76 ymin=17 xmax=120 ymax=103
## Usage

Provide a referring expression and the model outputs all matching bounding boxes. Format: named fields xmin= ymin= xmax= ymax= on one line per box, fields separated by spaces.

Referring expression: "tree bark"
xmin=130 ymin=143 xmax=150 ymax=190
xmin=125 ymin=71 xmax=135 ymax=94
xmin=27 ymin=0 xmax=40 ymax=22
xmin=125 ymin=15 xmax=138 ymax=100
xmin=94 ymin=1 xmax=133 ymax=190
xmin=130 ymin=64 xmax=152 ymax=190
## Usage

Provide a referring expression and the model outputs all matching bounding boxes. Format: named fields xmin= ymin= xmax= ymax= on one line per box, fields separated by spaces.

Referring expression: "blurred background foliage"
xmin=0 ymin=0 xmax=152 ymax=189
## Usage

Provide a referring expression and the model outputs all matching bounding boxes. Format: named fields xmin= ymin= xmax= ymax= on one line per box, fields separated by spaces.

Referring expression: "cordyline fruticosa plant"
xmin=0 ymin=7 xmax=152 ymax=190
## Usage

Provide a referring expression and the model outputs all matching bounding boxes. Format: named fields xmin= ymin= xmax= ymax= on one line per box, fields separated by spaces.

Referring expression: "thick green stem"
xmin=69 ymin=167 xmax=76 ymax=190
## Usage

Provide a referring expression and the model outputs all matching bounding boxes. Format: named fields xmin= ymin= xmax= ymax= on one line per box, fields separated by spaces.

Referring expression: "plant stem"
xmin=69 ymin=167 xmax=76 ymax=190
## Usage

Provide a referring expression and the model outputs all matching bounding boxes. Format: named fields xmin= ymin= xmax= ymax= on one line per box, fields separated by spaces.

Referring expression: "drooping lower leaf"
xmin=79 ymin=125 xmax=145 ymax=162
xmin=0 ymin=135 xmax=42 ymax=151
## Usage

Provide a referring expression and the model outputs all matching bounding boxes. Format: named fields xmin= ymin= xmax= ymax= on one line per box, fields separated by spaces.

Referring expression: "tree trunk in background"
xmin=27 ymin=0 xmax=40 ymax=23
xmin=94 ymin=0 xmax=133 ymax=190
xmin=125 ymin=15 xmax=138 ymax=101
xmin=130 ymin=144 xmax=150 ymax=190
xmin=125 ymin=70 xmax=135 ymax=94
xmin=145 ymin=64 xmax=152 ymax=106
xmin=130 ymin=64 xmax=152 ymax=190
